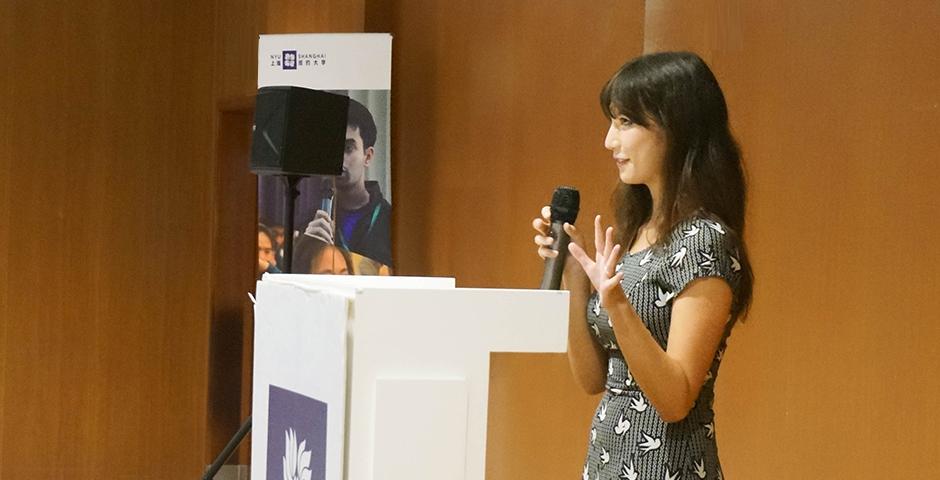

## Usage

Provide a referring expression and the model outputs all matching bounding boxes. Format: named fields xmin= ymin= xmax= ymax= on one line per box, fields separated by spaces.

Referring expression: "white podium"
xmin=251 ymin=274 xmax=569 ymax=480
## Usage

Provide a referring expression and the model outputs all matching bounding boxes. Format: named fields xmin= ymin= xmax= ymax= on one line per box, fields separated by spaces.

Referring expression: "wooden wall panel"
xmin=215 ymin=0 xmax=267 ymax=101
xmin=266 ymin=0 xmax=364 ymax=34
xmin=644 ymin=0 xmax=940 ymax=477
xmin=373 ymin=0 xmax=646 ymax=287
xmin=369 ymin=1 xmax=645 ymax=477
xmin=0 ymin=1 xmax=215 ymax=477
xmin=0 ymin=3 xmax=10 ymax=467
xmin=205 ymin=109 xmax=258 ymax=464
xmin=213 ymin=0 xmax=367 ymax=102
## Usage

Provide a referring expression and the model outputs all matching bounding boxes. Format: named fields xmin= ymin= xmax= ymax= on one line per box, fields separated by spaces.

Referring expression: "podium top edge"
xmin=259 ymin=275 xmax=570 ymax=296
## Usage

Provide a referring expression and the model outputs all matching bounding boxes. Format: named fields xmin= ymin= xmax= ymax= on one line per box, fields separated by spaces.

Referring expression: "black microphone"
xmin=540 ymin=186 xmax=580 ymax=290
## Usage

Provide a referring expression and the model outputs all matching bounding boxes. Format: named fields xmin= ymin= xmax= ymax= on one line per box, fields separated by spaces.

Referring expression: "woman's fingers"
xmin=567 ymin=241 xmax=593 ymax=273
xmin=538 ymin=246 xmax=558 ymax=259
xmin=534 ymin=234 xmax=554 ymax=246
xmin=607 ymin=271 xmax=625 ymax=290
xmin=605 ymin=244 xmax=622 ymax=275
xmin=593 ymin=215 xmax=603 ymax=258
xmin=563 ymin=222 xmax=583 ymax=245
xmin=532 ymin=205 xmax=552 ymax=258
xmin=532 ymin=216 xmax=549 ymax=235
xmin=541 ymin=205 xmax=552 ymax=221
xmin=603 ymin=226 xmax=614 ymax=258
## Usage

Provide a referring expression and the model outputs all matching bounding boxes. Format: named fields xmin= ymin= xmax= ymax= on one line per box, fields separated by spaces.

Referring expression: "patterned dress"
xmin=582 ymin=217 xmax=743 ymax=480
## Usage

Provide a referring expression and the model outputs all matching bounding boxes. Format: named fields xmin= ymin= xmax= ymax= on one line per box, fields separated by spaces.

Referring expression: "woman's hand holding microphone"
xmin=532 ymin=205 xmax=589 ymax=293
xmin=533 ymin=206 xmax=626 ymax=308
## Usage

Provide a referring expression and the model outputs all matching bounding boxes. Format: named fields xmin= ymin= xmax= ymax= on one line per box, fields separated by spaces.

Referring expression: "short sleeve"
xmin=656 ymin=218 xmax=742 ymax=300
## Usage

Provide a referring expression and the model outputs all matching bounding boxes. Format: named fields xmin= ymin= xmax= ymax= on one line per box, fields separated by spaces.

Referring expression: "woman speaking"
xmin=533 ymin=52 xmax=754 ymax=480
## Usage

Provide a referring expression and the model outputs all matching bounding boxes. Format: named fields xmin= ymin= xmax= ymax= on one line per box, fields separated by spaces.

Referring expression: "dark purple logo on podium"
xmin=267 ymin=385 xmax=327 ymax=480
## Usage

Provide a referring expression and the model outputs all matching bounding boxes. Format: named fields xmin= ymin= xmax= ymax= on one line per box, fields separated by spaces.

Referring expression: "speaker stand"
xmin=281 ymin=175 xmax=303 ymax=274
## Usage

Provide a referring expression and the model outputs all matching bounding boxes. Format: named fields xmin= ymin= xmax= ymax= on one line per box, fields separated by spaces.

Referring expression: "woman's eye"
xmin=618 ymin=116 xmax=634 ymax=127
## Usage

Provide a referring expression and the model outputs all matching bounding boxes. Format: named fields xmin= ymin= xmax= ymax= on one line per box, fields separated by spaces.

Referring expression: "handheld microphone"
xmin=540 ymin=186 xmax=580 ymax=290
xmin=320 ymin=176 xmax=335 ymax=218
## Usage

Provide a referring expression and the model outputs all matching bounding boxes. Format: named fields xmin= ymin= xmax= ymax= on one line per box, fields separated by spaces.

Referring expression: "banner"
xmin=255 ymin=34 xmax=393 ymax=278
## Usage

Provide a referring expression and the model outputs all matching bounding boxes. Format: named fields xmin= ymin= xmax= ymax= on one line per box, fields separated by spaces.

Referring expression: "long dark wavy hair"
xmin=600 ymin=51 xmax=753 ymax=320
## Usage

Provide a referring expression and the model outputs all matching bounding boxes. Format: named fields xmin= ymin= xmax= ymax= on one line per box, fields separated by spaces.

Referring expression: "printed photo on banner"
xmin=258 ymin=90 xmax=392 ymax=277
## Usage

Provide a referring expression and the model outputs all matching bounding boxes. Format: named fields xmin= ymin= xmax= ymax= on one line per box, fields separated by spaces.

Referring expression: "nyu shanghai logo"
xmin=282 ymin=50 xmax=298 ymax=70
xmin=267 ymin=385 xmax=328 ymax=480
xmin=269 ymin=49 xmax=329 ymax=69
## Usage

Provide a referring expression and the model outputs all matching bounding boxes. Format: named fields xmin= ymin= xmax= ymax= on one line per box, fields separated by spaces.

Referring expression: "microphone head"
xmin=550 ymin=186 xmax=580 ymax=224
xmin=320 ymin=176 xmax=335 ymax=196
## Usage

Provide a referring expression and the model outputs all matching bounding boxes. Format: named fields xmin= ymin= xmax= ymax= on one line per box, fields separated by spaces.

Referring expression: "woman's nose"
xmin=604 ymin=125 xmax=618 ymax=150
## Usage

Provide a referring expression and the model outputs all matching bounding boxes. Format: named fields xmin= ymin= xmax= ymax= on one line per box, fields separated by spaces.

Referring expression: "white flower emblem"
xmin=283 ymin=428 xmax=312 ymax=480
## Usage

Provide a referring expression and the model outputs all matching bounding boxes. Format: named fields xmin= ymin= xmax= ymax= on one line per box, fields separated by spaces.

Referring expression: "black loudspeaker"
xmin=250 ymin=86 xmax=350 ymax=176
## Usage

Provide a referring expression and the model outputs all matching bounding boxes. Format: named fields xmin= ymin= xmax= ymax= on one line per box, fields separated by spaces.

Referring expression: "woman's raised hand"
xmin=567 ymin=215 xmax=627 ymax=307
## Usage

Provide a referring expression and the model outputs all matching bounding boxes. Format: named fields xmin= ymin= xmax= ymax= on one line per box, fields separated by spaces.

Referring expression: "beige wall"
xmin=1 ymin=0 xmax=938 ymax=478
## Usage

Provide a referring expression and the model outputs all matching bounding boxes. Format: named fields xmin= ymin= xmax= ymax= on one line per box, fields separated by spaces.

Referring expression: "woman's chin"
xmin=618 ymin=173 xmax=641 ymax=185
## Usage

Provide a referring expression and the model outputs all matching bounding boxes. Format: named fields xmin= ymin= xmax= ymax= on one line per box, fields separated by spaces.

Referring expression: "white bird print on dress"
xmin=716 ymin=468 xmax=724 ymax=480
xmin=608 ymin=360 xmax=614 ymax=376
xmin=704 ymin=421 xmax=715 ymax=438
xmin=597 ymin=402 xmax=608 ymax=422
xmin=629 ymin=396 xmax=649 ymax=413
xmin=716 ymin=347 xmax=725 ymax=362
xmin=608 ymin=317 xmax=614 ymax=328
xmin=625 ymin=369 xmax=634 ymax=386
xmin=614 ymin=412 xmax=631 ymax=435
xmin=608 ymin=341 xmax=620 ymax=351
xmin=616 ymin=261 xmax=624 ymax=272
xmin=670 ymin=247 xmax=688 ymax=267
xmin=637 ymin=432 xmax=662 ymax=455
xmin=600 ymin=447 xmax=610 ymax=464
xmin=592 ymin=299 xmax=601 ymax=317
xmin=620 ymin=459 xmax=638 ymax=480
xmin=655 ymin=287 xmax=676 ymax=308
xmin=698 ymin=250 xmax=716 ymax=271
xmin=590 ymin=427 xmax=596 ymax=444
xmin=730 ymin=255 xmax=741 ymax=272
xmin=639 ymin=250 xmax=654 ymax=266
xmin=609 ymin=387 xmax=624 ymax=395
xmin=664 ymin=467 xmax=681 ymax=480
xmin=591 ymin=323 xmax=600 ymax=337
xmin=582 ymin=464 xmax=589 ymax=480
xmin=706 ymin=221 xmax=726 ymax=234
xmin=693 ymin=458 xmax=707 ymax=478
xmin=683 ymin=224 xmax=701 ymax=237
xmin=705 ymin=370 xmax=714 ymax=382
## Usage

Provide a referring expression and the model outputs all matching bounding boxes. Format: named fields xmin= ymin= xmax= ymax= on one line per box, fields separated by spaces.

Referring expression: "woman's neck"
xmin=646 ymin=181 xmax=666 ymax=238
